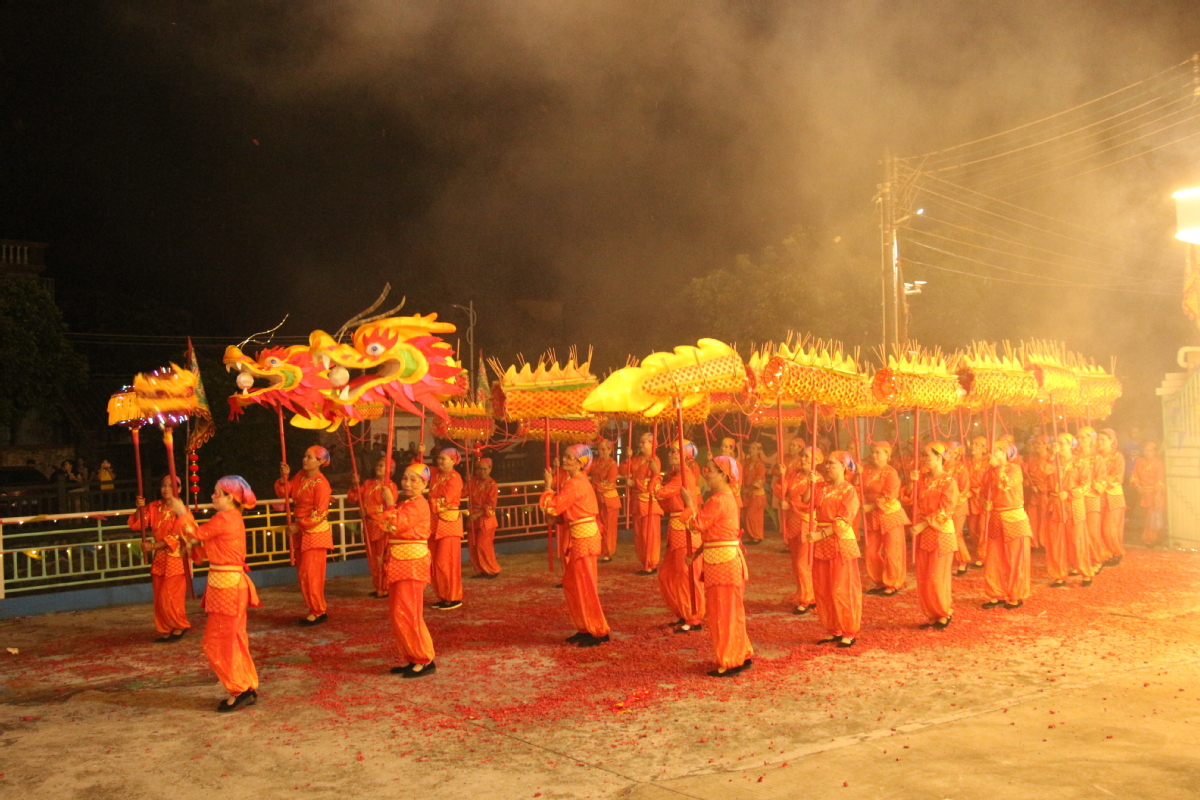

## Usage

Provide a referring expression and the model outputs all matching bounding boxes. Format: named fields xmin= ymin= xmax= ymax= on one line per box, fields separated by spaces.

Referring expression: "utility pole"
xmin=879 ymin=151 xmax=899 ymax=355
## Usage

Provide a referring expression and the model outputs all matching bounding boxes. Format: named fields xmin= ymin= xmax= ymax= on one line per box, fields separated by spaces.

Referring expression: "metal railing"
xmin=0 ymin=479 xmax=631 ymax=599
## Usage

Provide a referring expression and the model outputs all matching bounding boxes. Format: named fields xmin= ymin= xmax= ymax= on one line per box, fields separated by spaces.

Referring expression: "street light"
xmin=904 ymin=280 xmax=927 ymax=296
xmin=1173 ymin=187 xmax=1200 ymax=244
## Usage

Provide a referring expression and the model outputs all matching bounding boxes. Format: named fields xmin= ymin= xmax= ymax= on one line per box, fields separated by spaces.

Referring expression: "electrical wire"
xmin=902 ymin=256 xmax=1177 ymax=295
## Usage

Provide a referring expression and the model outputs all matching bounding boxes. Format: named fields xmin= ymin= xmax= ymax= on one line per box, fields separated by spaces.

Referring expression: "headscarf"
xmin=670 ymin=439 xmax=698 ymax=460
xmin=870 ymin=440 xmax=893 ymax=452
xmin=970 ymin=435 xmax=988 ymax=449
xmin=566 ymin=443 xmax=592 ymax=469
xmin=993 ymin=440 xmax=1019 ymax=461
xmin=1099 ymin=428 xmax=1118 ymax=443
xmin=215 ymin=476 xmax=257 ymax=509
xmin=475 ymin=457 xmax=493 ymax=470
xmin=439 ymin=447 xmax=461 ymax=465
xmin=711 ymin=455 xmax=741 ymax=483
xmin=924 ymin=441 xmax=948 ymax=459
xmin=159 ymin=474 xmax=182 ymax=492
xmin=828 ymin=450 xmax=857 ymax=472
xmin=404 ymin=463 xmax=431 ymax=484
xmin=805 ymin=445 xmax=826 ymax=465
xmin=721 ymin=437 xmax=737 ymax=450
xmin=305 ymin=445 xmax=330 ymax=466
xmin=1076 ymin=426 xmax=1097 ymax=443
xmin=1056 ymin=432 xmax=1078 ymax=449
xmin=944 ymin=441 xmax=962 ymax=459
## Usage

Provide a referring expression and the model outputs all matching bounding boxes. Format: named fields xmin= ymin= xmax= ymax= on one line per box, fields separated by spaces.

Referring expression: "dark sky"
xmin=4 ymin=1 xmax=1200 ymax=425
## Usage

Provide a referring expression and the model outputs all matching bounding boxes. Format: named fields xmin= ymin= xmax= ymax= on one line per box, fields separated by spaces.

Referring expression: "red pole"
xmin=910 ymin=408 xmax=920 ymax=567
xmin=131 ymin=425 xmax=148 ymax=551
xmin=278 ymin=406 xmax=297 ymax=567
xmin=545 ymin=417 xmax=554 ymax=573
xmin=344 ymin=423 xmax=370 ymax=573
xmin=676 ymin=399 xmax=698 ymax=614
xmin=807 ymin=400 xmax=818 ymax=573
xmin=162 ymin=424 xmax=194 ymax=599
xmin=775 ymin=398 xmax=788 ymax=545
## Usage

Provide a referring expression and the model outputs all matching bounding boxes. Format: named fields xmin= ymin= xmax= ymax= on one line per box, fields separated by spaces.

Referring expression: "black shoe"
xmin=837 ymin=637 xmax=857 ymax=648
xmin=865 ymin=587 xmax=885 ymax=596
xmin=299 ymin=613 xmax=327 ymax=626
xmin=880 ymin=588 xmax=898 ymax=597
xmin=707 ymin=660 xmax=750 ymax=678
xmin=1108 ymin=556 xmax=1122 ymax=566
xmin=577 ymin=634 xmax=610 ymax=648
xmin=1050 ymin=580 xmax=1066 ymax=588
xmin=745 ymin=539 xmax=762 ymax=545
xmin=970 ymin=561 xmax=984 ymax=569
xmin=390 ymin=663 xmax=414 ymax=674
xmin=933 ymin=616 xmax=952 ymax=630
xmin=216 ymin=689 xmax=256 ymax=713
xmin=431 ymin=600 xmax=449 ymax=609
xmin=403 ymin=661 xmax=436 ymax=678
xmin=554 ymin=583 xmax=563 ymax=589
xmin=599 ymin=557 xmax=613 ymax=563
xmin=954 ymin=567 xmax=968 ymax=576
xmin=1081 ymin=578 xmax=1092 ymax=588
xmin=564 ymin=631 xmax=589 ymax=644
xmin=817 ymin=636 xmax=839 ymax=645
xmin=675 ymin=623 xmax=702 ymax=633
xmin=981 ymin=600 xmax=1004 ymax=609
xmin=469 ymin=573 xmax=490 ymax=580
xmin=1004 ymin=601 xmax=1024 ymax=610
xmin=438 ymin=600 xmax=463 ymax=610
xmin=170 ymin=630 xmax=187 ymax=641
xmin=155 ymin=635 xmax=174 ymax=643
xmin=485 ymin=573 xmax=499 ymax=579
xmin=807 ymin=603 xmax=817 ymax=611
xmin=919 ymin=621 xmax=937 ymax=629
xmin=635 ymin=569 xmax=654 ymax=576
xmin=792 ymin=606 xmax=809 ymax=616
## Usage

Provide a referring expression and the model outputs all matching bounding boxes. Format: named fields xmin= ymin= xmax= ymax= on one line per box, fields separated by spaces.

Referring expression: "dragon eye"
xmin=266 ymin=358 xmax=280 ymax=367
xmin=366 ymin=343 xmax=385 ymax=356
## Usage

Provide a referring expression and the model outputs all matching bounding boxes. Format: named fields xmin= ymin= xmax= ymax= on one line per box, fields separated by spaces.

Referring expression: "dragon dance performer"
xmin=348 ymin=458 xmax=398 ymax=598
xmin=656 ymin=440 xmax=704 ymax=632
xmin=1075 ymin=427 xmax=1111 ymax=569
xmin=467 ymin=457 xmax=501 ymax=578
xmin=132 ymin=476 xmax=191 ymax=642
xmin=719 ymin=437 xmax=744 ymax=509
xmin=682 ymin=455 xmax=752 ymax=677
xmin=1044 ymin=433 xmax=1093 ymax=588
xmin=1023 ymin=436 xmax=1051 ymax=550
xmin=1095 ymin=429 xmax=1127 ymax=566
xmin=429 ymin=447 xmax=465 ymax=610
xmin=965 ymin=436 xmax=990 ymax=568
xmin=741 ymin=441 xmax=768 ymax=544
xmin=590 ymin=438 xmax=621 ymax=562
xmin=1131 ymin=441 xmax=1166 ymax=547
xmin=981 ymin=441 xmax=1033 ymax=609
xmin=384 ymin=462 xmax=437 ymax=677
xmin=774 ymin=439 xmax=820 ymax=616
xmin=812 ymin=450 xmax=862 ymax=648
xmin=541 ymin=444 xmax=611 ymax=647
xmin=172 ymin=477 xmax=261 ymax=712
xmin=861 ymin=441 xmax=909 ymax=596
xmin=906 ymin=443 xmax=958 ymax=630
xmin=628 ymin=432 xmax=662 ymax=575
xmin=277 ymin=446 xmax=333 ymax=625
xmin=945 ymin=442 xmax=972 ymax=576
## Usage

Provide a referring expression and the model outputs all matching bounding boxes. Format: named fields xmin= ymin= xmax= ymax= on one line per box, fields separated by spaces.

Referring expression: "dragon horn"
xmin=236 ymin=314 xmax=290 ymax=351
xmin=335 ymin=283 xmax=394 ymax=341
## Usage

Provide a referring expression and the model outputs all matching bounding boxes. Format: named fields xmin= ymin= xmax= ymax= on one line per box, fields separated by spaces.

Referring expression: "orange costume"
xmin=774 ymin=456 xmax=819 ymax=610
xmin=812 ymin=469 xmax=863 ymax=640
xmin=1131 ymin=453 xmax=1166 ymax=546
xmin=1043 ymin=443 xmax=1093 ymax=585
xmin=1077 ymin=441 xmax=1110 ymax=568
xmin=862 ymin=461 xmax=909 ymax=592
xmin=429 ymin=467 xmax=465 ymax=604
xmin=656 ymin=455 xmax=704 ymax=627
xmin=467 ymin=469 xmax=501 ymax=577
xmin=1023 ymin=447 xmax=1050 ymax=550
xmin=908 ymin=468 xmax=958 ymax=625
xmin=129 ymin=501 xmax=190 ymax=636
xmin=590 ymin=450 xmax=621 ymax=559
xmin=741 ymin=455 xmax=768 ymax=543
xmin=276 ymin=469 xmax=332 ymax=617
xmin=629 ymin=452 xmax=663 ymax=572
xmin=982 ymin=457 xmax=1033 ymax=605
xmin=967 ymin=456 xmax=991 ymax=563
xmin=384 ymin=490 xmax=436 ymax=667
xmin=693 ymin=459 xmax=752 ymax=672
xmin=949 ymin=457 xmax=972 ymax=567
xmin=541 ymin=453 xmax=610 ymax=640
xmin=1094 ymin=444 xmax=1126 ymax=562
xmin=348 ymin=476 xmax=398 ymax=595
xmin=178 ymin=506 xmax=261 ymax=698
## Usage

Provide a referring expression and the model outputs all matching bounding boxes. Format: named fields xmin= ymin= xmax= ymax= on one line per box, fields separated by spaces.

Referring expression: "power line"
xmin=903 ymin=256 xmax=1177 ymax=295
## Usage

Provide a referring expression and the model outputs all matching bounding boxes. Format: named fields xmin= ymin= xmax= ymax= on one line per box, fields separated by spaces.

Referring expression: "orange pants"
xmin=298 ymin=548 xmax=328 ymax=615
xmin=562 ymin=554 xmax=610 ymax=637
xmin=634 ymin=513 xmax=661 ymax=571
xmin=152 ymin=573 xmax=190 ymax=634
xmin=952 ymin=513 xmax=970 ymax=566
xmin=203 ymin=584 xmax=258 ymax=695
xmin=388 ymin=579 xmax=435 ymax=665
xmin=1043 ymin=514 xmax=1069 ymax=581
xmin=1027 ymin=502 xmax=1043 ymax=549
xmin=865 ymin=519 xmax=906 ymax=590
xmin=785 ymin=535 xmax=815 ymax=607
xmin=1067 ymin=517 xmax=1094 ymax=578
xmin=1141 ymin=504 xmax=1164 ymax=546
xmin=468 ymin=517 xmax=501 ymax=576
xmin=984 ymin=534 xmax=1031 ymax=603
xmin=915 ymin=547 xmax=954 ymax=622
xmin=1102 ymin=505 xmax=1126 ymax=559
xmin=430 ymin=536 xmax=463 ymax=602
xmin=742 ymin=495 xmax=766 ymax=542
xmin=813 ymin=555 xmax=862 ymax=637
xmin=705 ymin=584 xmax=752 ymax=670
xmin=1086 ymin=510 xmax=1109 ymax=566
xmin=658 ymin=546 xmax=704 ymax=625
xmin=969 ymin=513 xmax=988 ymax=563
xmin=599 ymin=501 xmax=620 ymax=559
xmin=364 ymin=532 xmax=386 ymax=594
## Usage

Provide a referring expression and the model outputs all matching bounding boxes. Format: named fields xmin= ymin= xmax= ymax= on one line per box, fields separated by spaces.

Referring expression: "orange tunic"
xmin=541 ymin=473 xmax=610 ymax=637
xmin=1095 ymin=451 xmax=1126 ymax=559
xmin=1132 ymin=456 xmax=1165 ymax=544
xmin=467 ymin=476 xmax=501 ymax=576
xmin=949 ymin=461 xmax=972 ymax=563
xmin=983 ymin=462 xmax=1032 ymax=603
xmin=812 ymin=481 xmax=862 ymax=638
xmin=774 ymin=464 xmax=818 ymax=608
xmin=630 ymin=455 xmax=663 ymax=571
xmin=692 ymin=489 xmax=752 ymax=670
xmin=276 ymin=473 xmax=333 ymax=550
xmin=129 ymin=502 xmax=190 ymax=634
xmin=741 ymin=457 xmax=768 ymax=542
xmin=429 ymin=470 xmax=464 ymax=602
xmin=384 ymin=495 xmax=435 ymax=665
xmin=590 ymin=455 xmax=621 ymax=559
xmin=862 ymin=465 xmax=908 ymax=591
xmin=656 ymin=467 xmax=704 ymax=625
xmin=911 ymin=472 xmax=958 ymax=622
xmin=348 ymin=478 xmax=397 ymax=593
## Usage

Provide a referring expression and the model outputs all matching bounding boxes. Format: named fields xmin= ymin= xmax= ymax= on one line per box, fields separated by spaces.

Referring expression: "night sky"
xmin=4 ymin=1 xmax=1200 ymax=426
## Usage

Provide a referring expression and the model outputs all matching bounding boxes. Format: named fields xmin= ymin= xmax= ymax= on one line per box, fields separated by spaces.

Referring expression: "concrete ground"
xmin=1 ymin=539 xmax=1198 ymax=799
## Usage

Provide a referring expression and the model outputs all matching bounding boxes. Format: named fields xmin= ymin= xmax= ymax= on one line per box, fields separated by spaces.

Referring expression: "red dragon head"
xmin=223 ymin=344 xmax=334 ymax=427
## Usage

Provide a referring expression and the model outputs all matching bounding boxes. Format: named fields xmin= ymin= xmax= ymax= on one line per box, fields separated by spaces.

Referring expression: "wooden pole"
xmin=675 ymin=399 xmax=698 ymax=614
xmin=545 ymin=417 xmax=554 ymax=573
xmin=278 ymin=406 xmax=297 ymax=566
xmin=162 ymin=424 xmax=194 ymax=599
xmin=131 ymin=425 xmax=148 ymax=551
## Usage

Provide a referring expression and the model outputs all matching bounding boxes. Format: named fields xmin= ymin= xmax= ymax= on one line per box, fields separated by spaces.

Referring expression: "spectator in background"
xmin=50 ymin=459 xmax=79 ymax=484
xmin=75 ymin=457 xmax=91 ymax=484
xmin=1121 ymin=427 xmax=1144 ymax=480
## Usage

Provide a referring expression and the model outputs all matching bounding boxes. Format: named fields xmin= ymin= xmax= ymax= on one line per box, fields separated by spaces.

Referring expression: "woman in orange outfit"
xmin=173 ymin=476 xmax=260 ymax=712
xmin=629 ymin=432 xmax=662 ymax=575
xmin=1075 ymin=427 xmax=1110 ymax=570
xmin=133 ymin=475 xmax=190 ymax=642
xmin=741 ymin=441 xmax=768 ymax=544
xmin=965 ymin=436 xmax=990 ymax=567
xmin=429 ymin=447 xmax=465 ymax=610
xmin=277 ymin=445 xmax=333 ymax=625
xmin=906 ymin=443 xmax=959 ymax=630
xmin=1023 ymin=436 xmax=1051 ymax=550
xmin=467 ymin=457 xmax=501 ymax=578
xmin=1132 ymin=441 xmax=1166 ymax=546
xmin=719 ymin=437 xmax=744 ymax=510
xmin=861 ymin=441 xmax=908 ymax=596
xmin=383 ymin=462 xmax=437 ymax=677
xmin=1045 ymin=433 xmax=1094 ymax=588
xmin=1095 ymin=429 xmax=1127 ymax=566
xmin=590 ymin=438 xmax=621 ymax=562
xmin=348 ymin=457 xmax=397 ymax=598
xmin=775 ymin=439 xmax=821 ymax=615
xmin=656 ymin=440 xmax=704 ymax=632
xmin=811 ymin=451 xmax=862 ymax=648
xmin=981 ymin=441 xmax=1033 ymax=609
xmin=945 ymin=442 xmax=971 ymax=576
xmin=541 ymin=443 xmax=611 ymax=647
xmin=681 ymin=455 xmax=752 ymax=677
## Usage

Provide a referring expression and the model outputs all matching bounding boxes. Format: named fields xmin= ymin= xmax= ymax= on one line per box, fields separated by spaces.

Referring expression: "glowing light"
xmin=916 ymin=208 xmax=924 ymax=214
xmin=1173 ymin=188 xmax=1200 ymax=244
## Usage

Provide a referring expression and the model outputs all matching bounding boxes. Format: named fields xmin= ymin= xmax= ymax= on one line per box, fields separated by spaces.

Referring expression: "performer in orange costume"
xmin=682 ymin=455 xmax=752 ymax=676
xmin=945 ymin=442 xmax=971 ymax=576
xmin=1132 ymin=441 xmax=1166 ymax=546
xmin=348 ymin=457 xmax=397 ymax=598
xmin=173 ymin=476 xmax=261 ymax=712
xmin=719 ymin=437 xmax=744 ymax=509
xmin=277 ymin=445 xmax=333 ymax=625
xmin=629 ymin=432 xmax=662 ymax=575
xmin=656 ymin=440 xmax=704 ymax=632
xmin=965 ymin=436 xmax=990 ymax=567
xmin=1044 ymin=433 xmax=1094 ymax=588
xmin=862 ymin=441 xmax=909 ymax=596
xmin=132 ymin=475 xmax=190 ymax=641
xmin=1095 ymin=429 xmax=1127 ymax=566
xmin=980 ymin=441 xmax=1033 ymax=609
xmin=429 ymin=447 xmax=465 ymax=610
xmin=741 ymin=441 xmax=768 ymax=544
xmin=467 ymin=457 xmax=501 ymax=578
xmin=383 ymin=462 xmax=437 ymax=677
xmin=1075 ymin=427 xmax=1110 ymax=569
xmin=1023 ymin=436 xmax=1051 ymax=551
xmin=541 ymin=443 xmax=611 ymax=647
xmin=775 ymin=439 xmax=820 ymax=615
xmin=906 ymin=443 xmax=959 ymax=630
xmin=590 ymin=438 xmax=621 ymax=562
xmin=812 ymin=451 xmax=862 ymax=648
